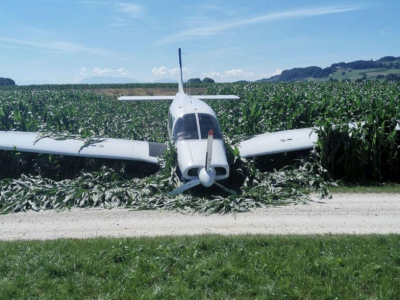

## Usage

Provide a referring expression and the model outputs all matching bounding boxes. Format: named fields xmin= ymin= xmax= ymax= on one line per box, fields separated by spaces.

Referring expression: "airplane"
xmin=0 ymin=48 xmax=334 ymax=196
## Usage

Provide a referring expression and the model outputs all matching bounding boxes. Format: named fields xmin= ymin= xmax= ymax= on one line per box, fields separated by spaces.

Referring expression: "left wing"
xmin=118 ymin=96 xmax=175 ymax=101
xmin=0 ymin=131 xmax=166 ymax=164
xmin=238 ymin=128 xmax=317 ymax=158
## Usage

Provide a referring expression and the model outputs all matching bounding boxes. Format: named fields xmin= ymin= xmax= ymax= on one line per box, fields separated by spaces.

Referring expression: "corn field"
xmin=206 ymin=81 xmax=400 ymax=182
xmin=0 ymin=81 xmax=399 ymax=213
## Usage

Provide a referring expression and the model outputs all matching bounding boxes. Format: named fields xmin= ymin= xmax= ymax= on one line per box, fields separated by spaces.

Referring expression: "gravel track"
xmin=1 ymin=193 xmax=399 ymax=241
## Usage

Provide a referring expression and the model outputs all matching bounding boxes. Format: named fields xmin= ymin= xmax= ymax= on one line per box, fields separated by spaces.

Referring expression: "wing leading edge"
xmin=193 ymin=95 xmax=240 ymax=100
xmin=238 ymin=127 xmax=318 ymax=158
xmin=118 ymin=95 xmax=240 ymax=101
xmin=118 ymin=96 xmax=175 ymax=101
xmin=0 ymin=131 xmax=166 ymax=164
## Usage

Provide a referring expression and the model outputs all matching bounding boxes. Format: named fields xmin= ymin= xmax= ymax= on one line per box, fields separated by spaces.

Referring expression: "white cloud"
xmin=78 ymin=1 xmax=107 ymax=5
xmin=225 ymin=69 xmax=255 ymax=78
xmin=20 ymin=26 xmax=53 ymax=35
xmin=151 ymin=66 xmax=190 ymax=77
xmin=156 ymin=5 xmax=362 ymax=45
xmin=116 ymin=68 xmax=128 ymax=76
xmin=151 ymin=66 xmax=168 ymax=76
xmin=169 ymin=67 xmax=190 ymax=76
xmin=92 ymin=67 xmax=113 ymax=75
xmin=0 ymin=36 xmax=114 ymax=56
xmin=80 ymin=68 xmax=88 ymax=76
xmin=109 ymin=17 xmax=130 ymax=27
xmin=261 ymin=69 xmax=283 ymax=79
xmin=203 ymin=71 xmax=221 ymax=79
xmin=73 ymin=67 xmax=129 ymax=83
xmin=115 ymin=2 xmax=144 ymax=18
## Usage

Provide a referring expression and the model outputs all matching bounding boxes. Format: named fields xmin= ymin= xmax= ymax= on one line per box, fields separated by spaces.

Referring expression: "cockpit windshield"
xmin=173 ymin=113 xmax=222 ymax=141
xmin=198 ymin=113 xmax=222 ymax=139
xmin=173 ymin=113 xmax=199 ymax=140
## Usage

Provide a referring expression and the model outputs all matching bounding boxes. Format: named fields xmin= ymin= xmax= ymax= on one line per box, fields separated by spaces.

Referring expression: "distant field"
xmin=305 ymin=66 xmax=400 ymax=82
xmin=91 ymin=87 xmax=207 ymax=98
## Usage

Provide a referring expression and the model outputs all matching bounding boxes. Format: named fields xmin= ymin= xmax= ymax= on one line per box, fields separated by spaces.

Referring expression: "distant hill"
xmin=258 ymin=56 xmax=400 ymax=83
xmin=0 ymin=77 xmax=16 ymax=86
xmin=80 ymin=76 xmax=140 ymax=84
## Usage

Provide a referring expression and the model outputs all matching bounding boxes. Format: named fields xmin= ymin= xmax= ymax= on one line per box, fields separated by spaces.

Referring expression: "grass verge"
xmin=330 ymin=183 xmax=400 ymax=194
xmin=1 ymin=235 xmax=400 ymax=299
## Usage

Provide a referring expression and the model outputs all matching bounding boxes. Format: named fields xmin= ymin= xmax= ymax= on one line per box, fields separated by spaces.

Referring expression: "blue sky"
xmin=0 ymin=0 xmax=399 ymax=85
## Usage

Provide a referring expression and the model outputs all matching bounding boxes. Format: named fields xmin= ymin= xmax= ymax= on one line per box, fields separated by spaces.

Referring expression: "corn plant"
xmin=1 ymin=81 xmax=400 ymax=213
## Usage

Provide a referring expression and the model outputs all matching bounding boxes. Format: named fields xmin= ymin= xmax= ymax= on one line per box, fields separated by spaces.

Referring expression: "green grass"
xmin=1 ymin=235 xmax=400 ymax=299
xmin=330 ymin=183 xmax=400 ymax=194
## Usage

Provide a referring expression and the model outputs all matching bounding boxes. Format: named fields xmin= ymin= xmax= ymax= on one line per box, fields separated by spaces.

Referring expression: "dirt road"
xmin=1 ymin=193 xmax=399 ymax=240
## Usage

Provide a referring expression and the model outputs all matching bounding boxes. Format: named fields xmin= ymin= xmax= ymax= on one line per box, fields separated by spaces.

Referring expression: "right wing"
xmin=237 ymin=121 xmax=400 ymax=158
xmin=238 ymin=128 xmax=318 ymax=158
xmin=0 ymin=131 xmax=166 ymax=164
xmin=193 ymin=95 xmax=240 ymax=100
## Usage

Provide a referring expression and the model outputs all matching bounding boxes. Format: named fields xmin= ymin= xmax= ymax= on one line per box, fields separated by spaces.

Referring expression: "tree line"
xmin=187 ymin=77 xmax=215 ymax=84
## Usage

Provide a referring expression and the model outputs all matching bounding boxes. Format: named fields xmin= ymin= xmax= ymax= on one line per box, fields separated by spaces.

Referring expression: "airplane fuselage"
xmin=167 ymin=92 xmax=229 ymax=182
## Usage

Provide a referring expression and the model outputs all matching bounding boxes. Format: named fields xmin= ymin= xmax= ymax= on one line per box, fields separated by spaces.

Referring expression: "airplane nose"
xmin=198 ymin=167 xmax=215 ymax=187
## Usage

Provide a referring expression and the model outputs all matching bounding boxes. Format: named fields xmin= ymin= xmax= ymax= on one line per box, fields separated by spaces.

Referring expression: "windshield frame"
xmin=173 ymin=113 xmax=199 ymax=141
xmin=172 ymin=113 xmax=223 ymax=141
xmin=198 ymin=113 xmax=222 ymax=140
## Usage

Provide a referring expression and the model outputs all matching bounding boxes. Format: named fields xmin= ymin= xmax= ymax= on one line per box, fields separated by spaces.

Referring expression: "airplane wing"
xmin=194 ymin=95 xmax=240 ymax=100
xmin=118 ymin=96 xmax=175 ymax=101
xmin=118 ymin=95 xmax=240 ymax=101
xmin=0 ymin=131 xmax=166 ymax=164
xmin=238 ymin=127 xmax=318 ymax=158
xmin=239 ymin=121 xmax=400 ymax=158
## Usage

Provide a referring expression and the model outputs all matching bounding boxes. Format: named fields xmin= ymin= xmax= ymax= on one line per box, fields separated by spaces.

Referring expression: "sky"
xmin=0 ymin=0 xmax=399 ymax=85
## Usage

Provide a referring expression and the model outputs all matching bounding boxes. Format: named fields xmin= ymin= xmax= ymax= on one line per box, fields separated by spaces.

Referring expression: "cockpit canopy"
xmin=173 ymin=113 xmax=222 ymax=141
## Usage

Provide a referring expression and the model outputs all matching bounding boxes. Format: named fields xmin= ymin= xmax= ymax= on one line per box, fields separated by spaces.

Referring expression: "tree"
xmin=342 ymin=71 xmax=346 ymax=76
xmin=385 ymin=74 xmax=400 ymax=82
xmin=378 ymin=56 xmax=396 ymax=62
xmin=187 ymin=78 xmax=201 ymax=84
xmin=0 ymin=77 xmax=16 ymax=86
xmin=202 ymin=77 xmax=215 ymax=83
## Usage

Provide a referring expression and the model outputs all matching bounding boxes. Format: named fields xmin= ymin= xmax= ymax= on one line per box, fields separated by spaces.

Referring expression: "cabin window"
xmin=198 ymin=113 xmax=222 ymax=139
xmin=173 ymin=113 xmax=199 ymax=140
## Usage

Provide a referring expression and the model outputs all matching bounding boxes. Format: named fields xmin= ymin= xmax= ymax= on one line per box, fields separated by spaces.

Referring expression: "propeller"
xmin=169 ymin=130 xmax=236 ymax=196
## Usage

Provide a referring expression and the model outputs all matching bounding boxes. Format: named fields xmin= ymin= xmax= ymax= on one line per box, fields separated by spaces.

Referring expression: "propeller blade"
xmin=215 ymin=182 xmax=237 ymax=195
xmin=168 ymin=179 xmax=201 ymax=196
xmin=205 ymin=129 xmax=213 ymax=171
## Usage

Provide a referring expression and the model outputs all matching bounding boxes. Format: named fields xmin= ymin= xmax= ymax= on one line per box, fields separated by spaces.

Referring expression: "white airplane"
xmin=0 ymin=49 xmax=321 ymax=196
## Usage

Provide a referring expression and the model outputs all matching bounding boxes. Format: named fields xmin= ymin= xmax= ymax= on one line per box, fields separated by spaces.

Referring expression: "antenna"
xmin=178 ymin=48 xmax=184 ymax=94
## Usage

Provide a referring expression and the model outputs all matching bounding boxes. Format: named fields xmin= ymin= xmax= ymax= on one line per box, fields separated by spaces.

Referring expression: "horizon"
xmin=0 ymin=0 xmax=399 ymax=85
